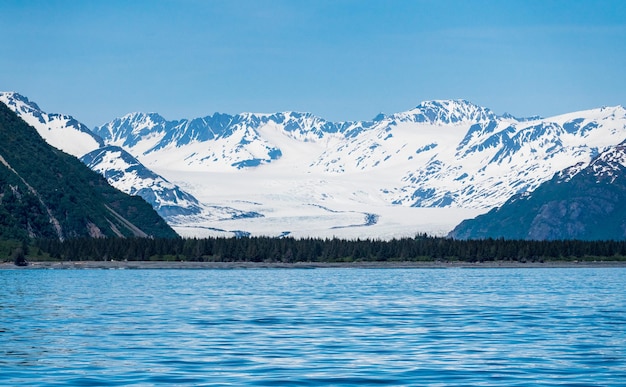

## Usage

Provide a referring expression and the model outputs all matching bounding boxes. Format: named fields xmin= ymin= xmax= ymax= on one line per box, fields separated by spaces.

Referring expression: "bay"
xmin=1 ymin=268 xmax=625 ymax=385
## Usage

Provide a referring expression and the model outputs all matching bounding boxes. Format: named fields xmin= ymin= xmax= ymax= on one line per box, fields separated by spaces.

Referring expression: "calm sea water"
xmin=1 ymin=267 xmax=625 ymax=386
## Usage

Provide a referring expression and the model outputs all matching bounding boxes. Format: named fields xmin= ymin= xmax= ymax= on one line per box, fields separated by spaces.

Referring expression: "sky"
xmin=1 ymin=0 xmax=625 ymax=128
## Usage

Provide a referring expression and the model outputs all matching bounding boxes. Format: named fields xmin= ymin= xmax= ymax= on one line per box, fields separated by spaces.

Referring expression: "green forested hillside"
xmin=0 ymin=102 xmax=177 ymax=240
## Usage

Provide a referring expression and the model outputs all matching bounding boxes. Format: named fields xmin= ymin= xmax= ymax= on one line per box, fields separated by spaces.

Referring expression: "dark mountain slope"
xmin=449 ymin=142 xmax=626 ymax=241
xmin=0 ymin=102 xmax=177 ymax=240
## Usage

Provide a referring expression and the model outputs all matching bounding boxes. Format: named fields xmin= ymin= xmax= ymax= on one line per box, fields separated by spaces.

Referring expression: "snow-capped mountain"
xmin=389 ymin=105 xmax=626 ymax=208
xmin=95 ymin=99 xmax=626 ymax=205
xmin=449 ymin=140 xmax=626 ymax=240
xmin=92 ymin=111 xmax=360 ymax=170
xmin=91 ymin=100 xmax=501 ymax=173
xmin=4 ymin=91 xmax=626 ymax=239
xmin=0 ymin=92 xmax=103 ymax=156
xmin=0 ymin=92 xmax=230 ymax=223
xmin=79 ymin=145 xmax=262 ymax=223
xmin=88 ymin=99 xmax=626 ymax=238
xmin=80 ymin=146 xmax=203 ymax=218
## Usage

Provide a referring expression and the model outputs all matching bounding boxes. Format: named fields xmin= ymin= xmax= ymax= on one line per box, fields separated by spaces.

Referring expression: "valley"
xmin=158 ymin=168 xmax=484 ymax=238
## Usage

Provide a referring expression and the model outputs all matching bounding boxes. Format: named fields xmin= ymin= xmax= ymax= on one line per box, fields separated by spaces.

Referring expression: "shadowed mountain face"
xmin=0 ymin=102 xmax=177 ymax=240
xmin=449 ymin=141 xmax=626 ymax=240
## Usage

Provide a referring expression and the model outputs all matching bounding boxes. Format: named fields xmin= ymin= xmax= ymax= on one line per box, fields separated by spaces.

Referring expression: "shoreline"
xmin=2 ymin=260 xmax=626 ymax=270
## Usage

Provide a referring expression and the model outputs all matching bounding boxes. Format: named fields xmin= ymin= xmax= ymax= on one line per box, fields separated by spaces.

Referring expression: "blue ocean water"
xmin=1 ymin=268 xmax=625 ymax=386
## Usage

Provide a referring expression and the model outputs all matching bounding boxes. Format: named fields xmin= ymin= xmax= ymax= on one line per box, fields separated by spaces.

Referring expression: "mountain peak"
xmin=499 ymin=112 xmax=543 ymax=122
xmin=0 ymin=91 xmax=104 ymax=157
xmin=118 ymin=111 xmax=166 ymax=125
xmin=0 ymin=91 xmax=43 ymax=113
xmin=0 ymin=91 xmax=29 ymax=101
xmin=395 ymin=99 xmax=497 ymax=125
xmin=93 ymin=112 xmax=170 ymax=146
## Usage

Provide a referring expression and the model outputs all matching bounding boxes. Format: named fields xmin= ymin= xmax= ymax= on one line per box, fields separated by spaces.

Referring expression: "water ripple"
xmin=1 ymin=268 xmax=625 ymax=385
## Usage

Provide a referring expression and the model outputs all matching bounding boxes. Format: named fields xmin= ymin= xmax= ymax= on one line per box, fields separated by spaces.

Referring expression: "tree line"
xmin=31 ymin=235 xmax=626 ymax=263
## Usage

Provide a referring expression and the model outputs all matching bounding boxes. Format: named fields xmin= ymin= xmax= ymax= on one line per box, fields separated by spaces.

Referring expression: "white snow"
xmin=0 ymin=92 xmax=101 ymax=157
xmin=4 ymin=92 xmax=626 ymax=240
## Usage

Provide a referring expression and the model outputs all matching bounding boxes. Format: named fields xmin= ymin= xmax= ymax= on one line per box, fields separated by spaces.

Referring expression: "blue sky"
xmin=1 ymin=0 xmax=625 ymax=127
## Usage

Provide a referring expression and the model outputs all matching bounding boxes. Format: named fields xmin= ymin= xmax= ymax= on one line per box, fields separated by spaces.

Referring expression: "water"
xmin=1 ymin=268 xmax=625 ymax=386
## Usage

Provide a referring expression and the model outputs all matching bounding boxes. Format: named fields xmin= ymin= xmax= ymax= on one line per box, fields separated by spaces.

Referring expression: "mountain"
xmin=79 ymin=145 xmax=261 ymax=224
xmin=449 ymin=140 xmax=626 ymax=240
xmin=4 ymin=91 xmax=626 ymax=239
xmin=91 ymin=100 xmax=498 ymax=173
xmin=0 ymin=92 xmax=103 ymax=156
xmin=80 ymin=146 xmax=204 ymax=218
xmin=0 ymin=102 xmax=177 ymax=240
xmin=93 ymin=101 xmax=626 ymax=208
xmin=90 ymin=100 xmax=626 ymax=238
xmin=0 ymin=92 xmax=212 ymax=222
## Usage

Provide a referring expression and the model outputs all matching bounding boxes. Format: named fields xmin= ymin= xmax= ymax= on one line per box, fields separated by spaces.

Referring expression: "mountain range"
xmin=1 ymin=91 xmax=625 ymax=240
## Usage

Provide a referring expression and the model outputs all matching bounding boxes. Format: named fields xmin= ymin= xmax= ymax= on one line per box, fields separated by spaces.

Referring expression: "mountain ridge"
xmin=3 ymin=91 xmax=626 ymax=239
xmin=0 ymin=102 xmax=177 ymax=240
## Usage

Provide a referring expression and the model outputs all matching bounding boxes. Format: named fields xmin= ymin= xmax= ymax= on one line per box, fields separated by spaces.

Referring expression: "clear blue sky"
xmin=1 ymin=0 xmax=625 ymax=127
